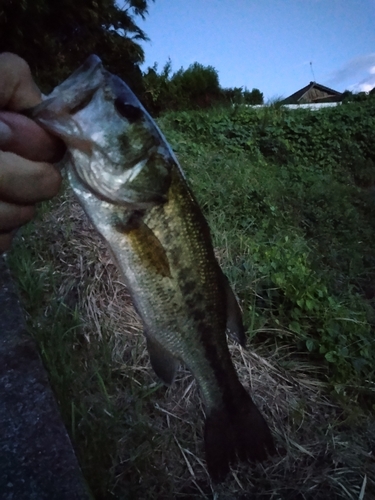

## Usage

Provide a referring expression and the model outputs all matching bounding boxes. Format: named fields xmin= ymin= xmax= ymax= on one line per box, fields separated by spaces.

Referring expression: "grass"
xmin=6 ymin=104 xmax=375 ymax=498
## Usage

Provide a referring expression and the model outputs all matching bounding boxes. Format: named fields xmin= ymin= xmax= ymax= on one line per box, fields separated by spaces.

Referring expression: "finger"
xmin=0 ymin=53 xmax=42 ymax=110
xmin=0 ymin=232 xmax=16 ymax=253
xmin=0 ymin=200 xmax=35 ymax=231
xmin=0 ymin=111 xmax=65 ymax=162
xmin=0 ymin=151 xmax=61 ymax=204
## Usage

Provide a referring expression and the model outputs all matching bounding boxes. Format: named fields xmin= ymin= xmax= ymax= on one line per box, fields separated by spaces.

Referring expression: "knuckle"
xmin=0 ymin=52 xmax=32 ymax=79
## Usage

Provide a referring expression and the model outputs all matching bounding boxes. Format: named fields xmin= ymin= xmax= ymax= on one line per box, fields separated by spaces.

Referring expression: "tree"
xmin=143 ymin=60 xmax=223 ymax=112
xmin=0 ymin=0 xmax=153 ymax=92
xmin=143 ymin=59 xmax=173 ymax=113
xmin=142 ymin=59 xmax=266 ymax=113
xmin=221 ymin=87 xmax=244 ymax=105
xmin=221 ymin=86 xmax=264 ymax=106
xmin=342 ymin=89 xmax=374 ymax=103
xmin=243 ymin=88 xmax=264 ymax=105
xmin=170 ymin=62 xmax=221 ymax=108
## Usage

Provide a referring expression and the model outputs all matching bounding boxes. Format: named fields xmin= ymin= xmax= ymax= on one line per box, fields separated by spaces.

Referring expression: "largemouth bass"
xmin=29 ymin=55 xmax=275 ymax=481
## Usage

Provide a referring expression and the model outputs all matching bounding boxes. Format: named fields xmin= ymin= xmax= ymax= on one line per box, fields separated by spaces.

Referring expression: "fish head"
xmin=31 ymin=55 xmax=175 ymax=208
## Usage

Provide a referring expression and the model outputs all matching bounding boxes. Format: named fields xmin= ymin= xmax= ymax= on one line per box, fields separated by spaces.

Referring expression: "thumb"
xmin=0 ymin=112 xmax=65 ymax=162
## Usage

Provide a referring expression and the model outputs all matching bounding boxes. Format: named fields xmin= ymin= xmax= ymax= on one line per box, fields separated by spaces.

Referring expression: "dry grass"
xmin=9 ymin=186 xmax=375 ymax=499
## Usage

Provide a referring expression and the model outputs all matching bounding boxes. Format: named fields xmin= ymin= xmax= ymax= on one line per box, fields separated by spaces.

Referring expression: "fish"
xmin=28 ymin=55 xmax=275 ymax=481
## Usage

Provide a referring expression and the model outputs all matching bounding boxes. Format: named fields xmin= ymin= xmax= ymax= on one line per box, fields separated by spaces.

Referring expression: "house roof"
xmin=283 ymin=81 xmax=343 ymax=104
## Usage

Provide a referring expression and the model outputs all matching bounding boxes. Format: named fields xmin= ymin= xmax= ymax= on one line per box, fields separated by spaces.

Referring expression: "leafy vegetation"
xmin=0 ymin=0 xmax=153 ymax=92
xmin=159 ymin=97 xmax=375 ymax=389
xmin=143 ymin=59 xmax=264 ymax=114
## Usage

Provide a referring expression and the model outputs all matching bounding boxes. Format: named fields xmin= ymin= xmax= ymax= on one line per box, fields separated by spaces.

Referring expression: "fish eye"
xmin=114 ymin=98 xmax=143 ymax=123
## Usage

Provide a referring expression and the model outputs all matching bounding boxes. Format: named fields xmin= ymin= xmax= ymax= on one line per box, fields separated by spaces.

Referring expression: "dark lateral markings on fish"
xmin=28 ymin=54 xmax=276 ymax=483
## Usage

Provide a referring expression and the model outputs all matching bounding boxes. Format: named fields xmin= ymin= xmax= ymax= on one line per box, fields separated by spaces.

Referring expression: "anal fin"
xmin=146 ymin=334 xmax=179 ymax=385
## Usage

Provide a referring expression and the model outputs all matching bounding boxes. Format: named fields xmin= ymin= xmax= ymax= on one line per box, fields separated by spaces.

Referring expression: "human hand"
xmin=0 ymin=52 xmax=64 ymax=253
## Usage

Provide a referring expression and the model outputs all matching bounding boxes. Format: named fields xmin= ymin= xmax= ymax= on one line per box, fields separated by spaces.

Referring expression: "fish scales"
xmin=138 ymin=167 xmax=233 ymax=408
xmin=28 ymin=55 xmax=275 ymax=482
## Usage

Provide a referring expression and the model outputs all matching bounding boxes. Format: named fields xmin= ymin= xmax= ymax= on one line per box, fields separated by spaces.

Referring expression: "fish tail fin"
xmin=204 ymin=391 xmax=275 ymax=482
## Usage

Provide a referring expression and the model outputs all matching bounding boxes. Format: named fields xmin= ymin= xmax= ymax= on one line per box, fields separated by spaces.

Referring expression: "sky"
xmin=133 ymin=0 xmax=375 ymax=100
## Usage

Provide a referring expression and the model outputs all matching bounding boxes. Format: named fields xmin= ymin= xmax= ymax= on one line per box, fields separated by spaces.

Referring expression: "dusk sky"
xmin=135 ymin=0 xmax=375 ymax=100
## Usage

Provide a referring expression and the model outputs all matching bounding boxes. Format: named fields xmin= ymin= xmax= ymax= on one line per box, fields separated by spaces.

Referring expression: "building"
xmin=282 ymin=82 xmax=343 ymax=105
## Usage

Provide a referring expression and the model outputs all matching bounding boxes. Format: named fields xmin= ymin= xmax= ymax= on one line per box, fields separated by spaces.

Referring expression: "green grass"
xmin=159 ymin=101 xmax=375 ymax=389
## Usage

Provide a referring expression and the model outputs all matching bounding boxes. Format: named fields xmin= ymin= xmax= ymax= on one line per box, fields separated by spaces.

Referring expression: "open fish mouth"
xmin=27 ymin=55 xmax=174 ymax=208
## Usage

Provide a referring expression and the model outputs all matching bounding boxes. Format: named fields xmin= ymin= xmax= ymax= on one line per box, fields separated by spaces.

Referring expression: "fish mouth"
xmin=27 ymin=54 xmax=174 ymax=208
xmin=69 ymin=169 xmax=168 ymax=209
xmin=68 ymin=143 xmax=172 ymax=209
xmin=24 ymin=56 xmax=104 ymax=121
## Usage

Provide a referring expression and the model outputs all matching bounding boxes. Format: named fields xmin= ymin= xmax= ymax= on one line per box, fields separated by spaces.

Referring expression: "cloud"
xmin=328 ymin=53 xmax=375 ymax=83
xmin=348 ymin=70 xmax=375 ymax=92
xmin=326 ymin=53 xmax=375 ymax=91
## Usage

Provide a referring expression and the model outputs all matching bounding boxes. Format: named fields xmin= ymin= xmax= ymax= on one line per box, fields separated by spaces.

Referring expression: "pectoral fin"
xmin=115 ymin=211 xmax=172 ymax=278
xmin=221 ymin=271 xmax=247 ymax=347
xmin=145 ymin=334 xmax=179 ymax=385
